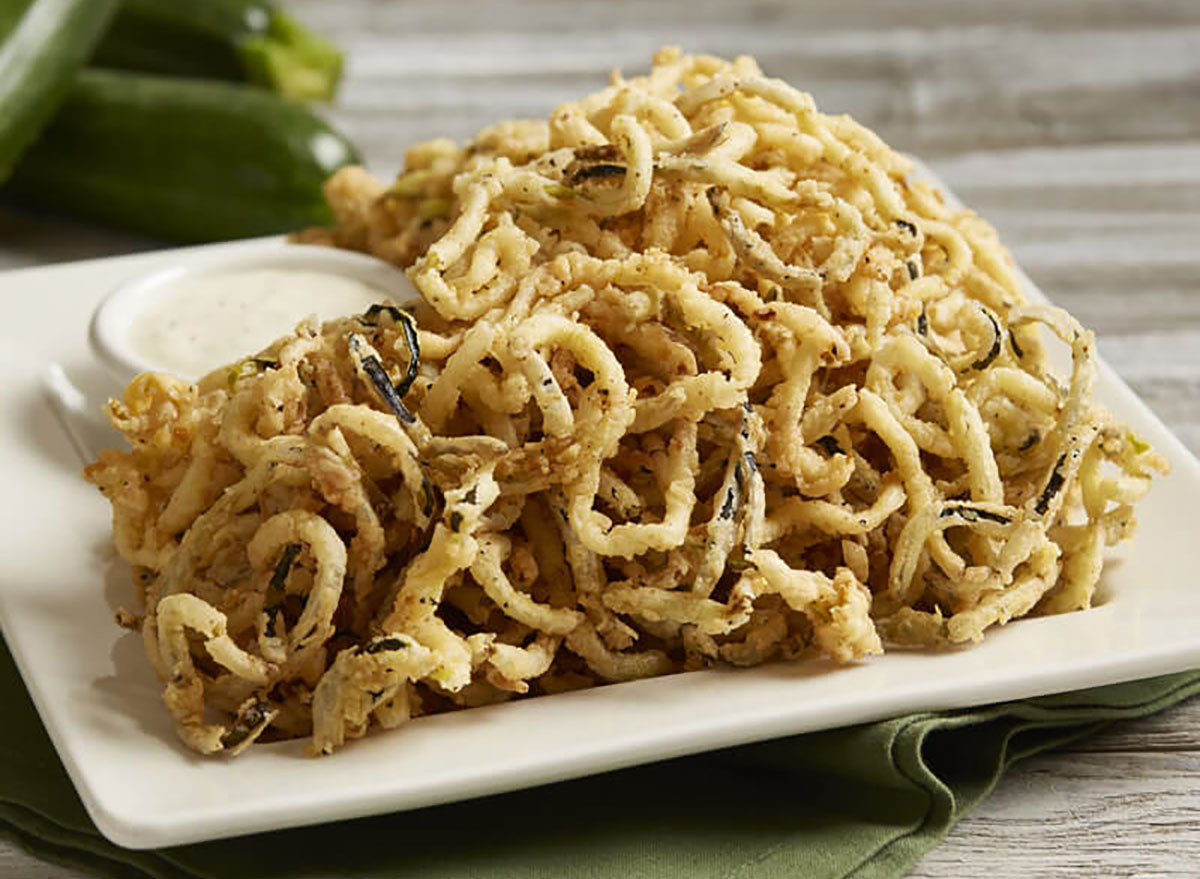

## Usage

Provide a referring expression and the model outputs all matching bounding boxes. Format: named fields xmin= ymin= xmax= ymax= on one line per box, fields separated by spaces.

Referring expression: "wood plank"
xmin=290 ymin=0 xmax=1200 ymax=30
xmin=911 ymin=749 xmax=1200 ymax=878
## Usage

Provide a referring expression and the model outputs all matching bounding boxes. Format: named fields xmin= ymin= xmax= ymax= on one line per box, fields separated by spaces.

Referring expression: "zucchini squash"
xmin=5 ymin=69 xmax=360 ymax=242
xmin=92 ymin=0 xmax=343 ymax=101
xmin=0 ymin=0 xmax=119 ymax=182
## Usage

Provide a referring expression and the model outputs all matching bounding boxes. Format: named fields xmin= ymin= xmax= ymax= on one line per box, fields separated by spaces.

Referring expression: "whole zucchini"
xmin=4 ymin=69 xmax=360 ymax=242
xmin=91 ymin=0 xmax=343 ymax=101
xmin=0 ymin=0 xmax=119 ymax=182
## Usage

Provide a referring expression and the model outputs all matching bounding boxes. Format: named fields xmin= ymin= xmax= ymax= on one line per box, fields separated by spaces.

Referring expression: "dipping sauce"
xmin=126 ymin=268 xmax=390 ymax=378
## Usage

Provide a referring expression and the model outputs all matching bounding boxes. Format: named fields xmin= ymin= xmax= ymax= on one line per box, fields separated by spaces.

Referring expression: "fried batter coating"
xmin=88 ymin=47 xmax=1166 ymax=756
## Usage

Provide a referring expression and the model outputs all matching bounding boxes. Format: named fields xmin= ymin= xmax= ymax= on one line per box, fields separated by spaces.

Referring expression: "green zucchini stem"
xmin=238 ymin=10 xmax=343 ymax=101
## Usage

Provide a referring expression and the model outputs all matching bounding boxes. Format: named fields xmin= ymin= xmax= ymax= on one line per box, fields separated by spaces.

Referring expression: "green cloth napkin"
xmin=2 ymin=637 xmax=1197 ymax=879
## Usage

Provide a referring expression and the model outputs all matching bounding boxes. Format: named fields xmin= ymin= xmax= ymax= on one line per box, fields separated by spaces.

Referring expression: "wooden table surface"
xmin=3 ymin=1 xmax=1199 ymax=875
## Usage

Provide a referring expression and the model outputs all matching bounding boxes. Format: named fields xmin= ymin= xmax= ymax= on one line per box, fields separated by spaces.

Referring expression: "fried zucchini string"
xmin=87 ymin=47 xmax=1166 ymax=757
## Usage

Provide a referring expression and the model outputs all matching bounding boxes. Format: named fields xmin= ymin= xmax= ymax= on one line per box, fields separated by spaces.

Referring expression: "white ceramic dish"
xmin=89 ymin=241 xmax=416 ymax=384
xmin=2 ymin=226 xmax=1199 ymax=851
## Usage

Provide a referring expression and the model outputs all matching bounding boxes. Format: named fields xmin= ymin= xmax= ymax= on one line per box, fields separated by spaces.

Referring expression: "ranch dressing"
xmin=127 ymin=268 xmax=390 ymax=378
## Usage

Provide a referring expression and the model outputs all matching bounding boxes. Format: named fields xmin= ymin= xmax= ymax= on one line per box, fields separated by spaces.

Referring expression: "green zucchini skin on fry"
xmin=91 ymin=0 xmax=344 ymax=101
xmin=0 ymin=0 xmax=120 ymax=182
xmin=4 ymin=69 xmax=360 ymax=243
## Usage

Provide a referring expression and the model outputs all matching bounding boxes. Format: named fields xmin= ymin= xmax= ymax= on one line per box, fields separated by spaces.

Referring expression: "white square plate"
xmin=3 ymin=202 xmax=1199 ymax=850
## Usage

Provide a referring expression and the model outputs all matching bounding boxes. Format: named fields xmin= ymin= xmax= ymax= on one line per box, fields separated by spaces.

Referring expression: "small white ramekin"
xmin=89 ymin=239 xmax=417 ymax=384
